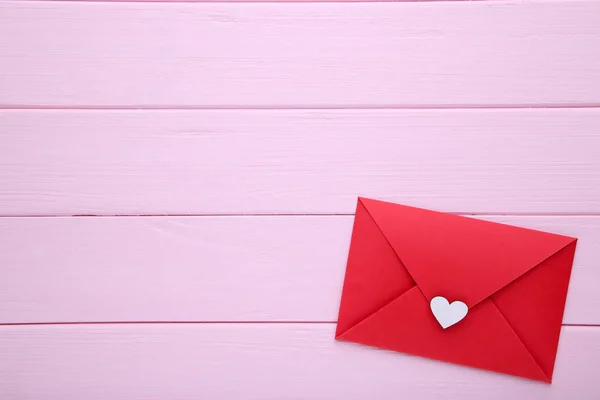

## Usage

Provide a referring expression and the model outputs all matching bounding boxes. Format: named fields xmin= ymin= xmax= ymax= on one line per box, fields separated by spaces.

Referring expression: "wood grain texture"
xmin=1 ymin=324 xmax=599 ymax=399
xmin=1 ymin=1 xmax=599 ymax=107
xmin=1 ymin=215 xmax=598 ymax=325
xmin=1 ymin=0 xmax=599 ymax=396
xmin=2 ymin=109 xmax=600 ymax=215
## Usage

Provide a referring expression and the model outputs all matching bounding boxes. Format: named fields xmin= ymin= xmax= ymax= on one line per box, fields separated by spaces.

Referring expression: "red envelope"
xmin=335 ymin=197 xmax=577 ymax=383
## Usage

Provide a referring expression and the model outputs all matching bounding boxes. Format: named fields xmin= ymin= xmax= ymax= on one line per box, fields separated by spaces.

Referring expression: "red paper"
xmin=336 ymin=197 xmax=577 ymax=382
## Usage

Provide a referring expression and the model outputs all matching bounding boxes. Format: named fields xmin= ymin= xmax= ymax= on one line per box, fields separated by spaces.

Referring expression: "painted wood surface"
xmin=1 ymin=1 xmax=600 ymax=108
xmin=1 ymin=324 xmax=599 ymax=399
xmin=1 ymin=215 xmax=598 ymax=325
xmin=2 ymin=109 xmax=600 ymax=216
xmin=2 ymin=0 xmax=600 ymax=397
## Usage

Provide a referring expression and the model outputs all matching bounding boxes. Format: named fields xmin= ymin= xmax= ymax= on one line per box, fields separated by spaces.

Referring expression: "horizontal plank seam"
xmin=2 ymin=104 xmax=600 ymax=111
xmin=0 ymin=322 xmax=596 ymax=327
xmin=0 ymin=321 xmax=338 ymax=327
xmin=3 ymin=213 xmax=600 ymax=218
xmin=0 ymin=0 xmax=512 ymax=3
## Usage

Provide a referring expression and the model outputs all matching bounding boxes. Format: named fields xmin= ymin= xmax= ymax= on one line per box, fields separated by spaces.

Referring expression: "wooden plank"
xmin=0 ymin=324 xmax=598 ymax=399
xmin=0 ymin=215 xmax=598 ymax=325
xmin=2 ymin=109 xmax=600 ymax=215
xmin=1 ymin=1 xmax=599 ymax=107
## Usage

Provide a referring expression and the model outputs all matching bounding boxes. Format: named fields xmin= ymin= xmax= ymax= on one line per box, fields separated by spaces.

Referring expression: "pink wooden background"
xmin=1 ymin=0 xmax=600 ymax=398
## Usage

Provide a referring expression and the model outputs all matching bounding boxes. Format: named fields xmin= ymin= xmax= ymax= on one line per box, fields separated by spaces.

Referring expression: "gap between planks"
xmin=0 ymin=0 xmax=532 ymax=4
xmin=3 ymin=105 xmax=600 ymax=111
xmin=0 ymin=322 xmax=597 ymax=327
xmin=4 ymin=213 xmax=600 ymax=218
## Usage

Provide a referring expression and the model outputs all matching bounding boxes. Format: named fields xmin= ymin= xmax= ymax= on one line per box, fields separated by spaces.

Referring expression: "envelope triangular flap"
xmin=338 ymin=286 xmax=549 ymax=382
xmin=491 ymin=240 xmax=577 ymax=381
xmin=336 ymin=200 xmax=415 ymax=337
xmin=359 ymin=198 xmax=575 ymax=307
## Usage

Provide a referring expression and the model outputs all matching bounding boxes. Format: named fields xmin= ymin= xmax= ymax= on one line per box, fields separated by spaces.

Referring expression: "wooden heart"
xmin=430 ymin=296 xmax=468 ymax=329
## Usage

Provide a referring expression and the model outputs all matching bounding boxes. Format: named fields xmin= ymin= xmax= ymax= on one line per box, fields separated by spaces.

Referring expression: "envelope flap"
xmin=359 ymin=198 xmax=576 ymax=308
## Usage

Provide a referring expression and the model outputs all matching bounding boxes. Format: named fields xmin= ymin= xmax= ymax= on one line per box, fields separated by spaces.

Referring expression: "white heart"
xmin=430 ymin=296 xmax=468 ymax=329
